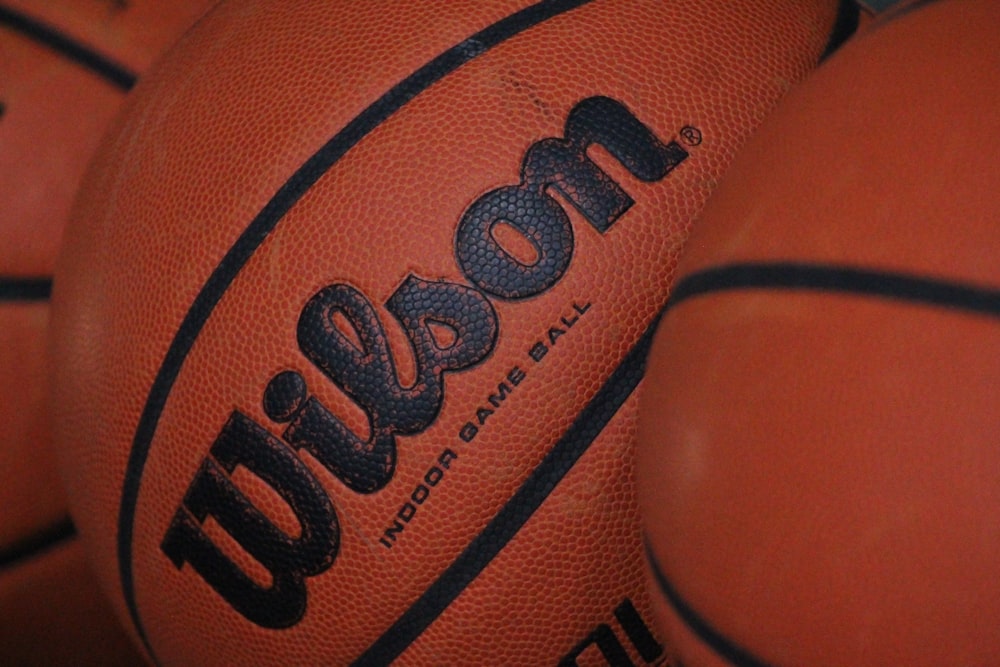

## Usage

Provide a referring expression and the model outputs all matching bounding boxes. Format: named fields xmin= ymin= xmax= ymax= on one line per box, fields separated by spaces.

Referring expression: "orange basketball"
xmin=638 ymin=1 xmax=1000 ymax=665
xmin=0 ymin=2 xmax=215 ymax=665
xmin=50 ymin=1 xmax=854 ymax=664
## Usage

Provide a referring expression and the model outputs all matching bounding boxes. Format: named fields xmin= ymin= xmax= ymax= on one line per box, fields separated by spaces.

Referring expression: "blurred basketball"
xmin=50 ymin=1 xmax=854 ymax=664
xmin=638 ymin=0 xmax=1000 ymax=665
xmin=0 ymin=2 xmax=215 ymax=665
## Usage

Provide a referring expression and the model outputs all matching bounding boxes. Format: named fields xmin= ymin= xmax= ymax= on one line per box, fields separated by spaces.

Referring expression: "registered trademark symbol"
xmin=679 ymin=125 xmax=702 ymax=147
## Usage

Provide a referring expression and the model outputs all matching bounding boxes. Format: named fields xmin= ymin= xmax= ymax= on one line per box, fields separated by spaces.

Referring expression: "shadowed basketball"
xmin=639 ymin=0 xmax=1000 ymax=664
xmin=0 ymin=2 xmax=216 ymax=664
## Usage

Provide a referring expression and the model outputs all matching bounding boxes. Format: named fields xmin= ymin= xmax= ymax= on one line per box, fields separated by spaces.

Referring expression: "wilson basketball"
xmin=0 ymin=2 xmax=215 ymax=665
xmin=638 ymin=1 xmax=1000 ymax=665
xmin=50 ymin=1 xmax=854 ymax=664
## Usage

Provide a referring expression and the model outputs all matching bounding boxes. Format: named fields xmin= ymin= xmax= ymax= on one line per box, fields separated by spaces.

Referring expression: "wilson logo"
xmin=160 ymin=96 xmax=692 ymax=629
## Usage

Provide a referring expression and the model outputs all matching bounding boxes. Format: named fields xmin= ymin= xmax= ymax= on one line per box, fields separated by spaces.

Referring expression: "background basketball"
xmin=50 ymin=1 xmax=856 ymax=664
xmin=0 ymin=2 xmax=215 ymax=665
xmin=638 ymin=0 xmax=1000 ymax=665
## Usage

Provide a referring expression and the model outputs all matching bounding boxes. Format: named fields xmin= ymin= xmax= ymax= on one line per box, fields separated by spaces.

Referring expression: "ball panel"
xmin=661 ymin=0 xmax=999 ymax=289
xmin=644 ymin=291 xmax=1000 ymax=665
xmin=0 ymin=0 xmax=214 ymax=74
xmin=0 ymin=538 xmax=143 ymax=667
xmin=0 ymin=304 xmax=65 ymax=547
xmin=0 ymin=25 xmax=124 ymax=273
xmin=400 ymin=394 xmax=657 ymax=666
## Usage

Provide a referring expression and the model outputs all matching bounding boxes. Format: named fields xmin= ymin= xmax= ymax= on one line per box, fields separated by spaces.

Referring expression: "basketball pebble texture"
xmin=49 ymin=1 xmax=853 ymax=664
xmin=0 ymin=2 xmax=216 ymax=665
xmin=638 ymin=0 xmax=1000 ymax=665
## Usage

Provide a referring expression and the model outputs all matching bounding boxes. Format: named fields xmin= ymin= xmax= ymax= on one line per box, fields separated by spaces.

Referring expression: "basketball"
xmin=0 ymin=2 xmax=215 ymax=664
xmin=638 ymin=0 xmax=1000 ymax=665
xmin=50 ymin=1 xmax=854 ymax=664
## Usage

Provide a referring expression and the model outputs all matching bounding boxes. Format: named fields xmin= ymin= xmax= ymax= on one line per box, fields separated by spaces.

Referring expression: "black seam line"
xmin=643 ymin=537 xmax=775 ymax=667
xmin=114 ymin=1 xmax=596 ymax=663
xmin=819 ymin=0 xmax=861 ymax=61
xmin=0 ymin=517 xmax=77 ymax=570
xmin=352 ymin=312 xmax=660 ymax=667
xmin=0 ymin=277 xmax=52 ymax=302
xmin=668 ymin=262 xmax=1000 ymax=319
xmin=0 ymin=5 xmax=136 ymax=91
